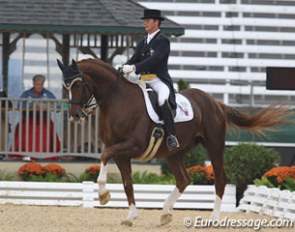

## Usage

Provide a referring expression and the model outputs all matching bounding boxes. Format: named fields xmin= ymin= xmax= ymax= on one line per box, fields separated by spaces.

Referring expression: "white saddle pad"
xmin=138 ymin=81 xmax=194 ymax=124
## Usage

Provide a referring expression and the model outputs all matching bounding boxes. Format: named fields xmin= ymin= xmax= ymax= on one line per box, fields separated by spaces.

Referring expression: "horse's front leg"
xmin=97 ymin=149 xmax=111 ymax=205
xmin=97 ymin=160 xmax=111 ymax=205
xmin=114 ymin=156 xmax=138 ymax=227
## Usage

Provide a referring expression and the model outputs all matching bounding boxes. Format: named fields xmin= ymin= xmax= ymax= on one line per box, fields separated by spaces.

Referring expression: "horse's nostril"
xmin=74 ymin=113 xmax=80 ymax=120
xmin=71 ymin=112 xmax=81 ymax=121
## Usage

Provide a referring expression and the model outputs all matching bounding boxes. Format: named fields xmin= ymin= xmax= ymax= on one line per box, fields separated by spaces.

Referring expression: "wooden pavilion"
xmin=0 ymin=0 xmax=184 ymax=91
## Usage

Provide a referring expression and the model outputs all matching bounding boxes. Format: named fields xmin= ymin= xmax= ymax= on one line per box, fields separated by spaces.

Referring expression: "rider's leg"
xmin=160 ymin=100 xmax=179 ymax=150
xmin=148 ymin=78 xmax=179 ymax=150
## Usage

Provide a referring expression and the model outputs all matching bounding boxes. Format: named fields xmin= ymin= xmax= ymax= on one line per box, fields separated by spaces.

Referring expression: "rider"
xmin=121 ymin=9 xmax=179 ymax=151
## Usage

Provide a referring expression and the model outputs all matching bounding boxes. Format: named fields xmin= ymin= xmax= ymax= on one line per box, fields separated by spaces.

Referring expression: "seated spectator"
xmin=10 ymin=74 xmax=60 ymax=161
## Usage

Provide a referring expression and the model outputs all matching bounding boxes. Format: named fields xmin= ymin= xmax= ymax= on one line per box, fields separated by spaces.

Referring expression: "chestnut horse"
xmin=57 ymin=58 xmax=290 ymax=226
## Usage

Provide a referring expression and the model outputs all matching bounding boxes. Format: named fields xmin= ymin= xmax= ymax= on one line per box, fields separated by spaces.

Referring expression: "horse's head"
xmin=57 ymin=59 xmax=97 ymax=121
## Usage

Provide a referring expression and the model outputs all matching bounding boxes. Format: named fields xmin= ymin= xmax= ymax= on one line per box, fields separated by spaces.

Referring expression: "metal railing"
xmin=0 ymin=97 xmax=101 ymax=160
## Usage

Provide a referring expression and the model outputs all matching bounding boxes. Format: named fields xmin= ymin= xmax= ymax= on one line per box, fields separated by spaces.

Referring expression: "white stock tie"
xmin=147 ymin=36 xmax=152 ymax=44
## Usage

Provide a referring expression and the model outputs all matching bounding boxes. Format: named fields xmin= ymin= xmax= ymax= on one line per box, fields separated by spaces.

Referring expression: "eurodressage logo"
xmin=183 ymin=216 xmax=294 ymax=230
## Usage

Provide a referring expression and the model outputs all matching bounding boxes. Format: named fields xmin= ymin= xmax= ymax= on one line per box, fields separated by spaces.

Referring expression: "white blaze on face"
xmin=68 ymin=88 xmax=75 ymax=121
xmin=69 ymin=89 xmax=73 ymax=101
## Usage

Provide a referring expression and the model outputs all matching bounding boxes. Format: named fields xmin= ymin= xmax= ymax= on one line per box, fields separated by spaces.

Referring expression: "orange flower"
xmin=86 ymin=165 xmax=100 ymax=175
xmin=205 ymin=165 xmax=215 ymax=182
xmin=18 ymin=162 xmax=44 ymax=177
xmin=263 ymin=166 xmax=295 ymax=183
xmin=187 ymin=165 xmax=206 ymax=174
xmin=43 ymin=164 xmax=65 ymax=176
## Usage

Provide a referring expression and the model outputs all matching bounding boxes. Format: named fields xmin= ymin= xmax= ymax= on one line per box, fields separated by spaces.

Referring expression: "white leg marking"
xmin=162 ymin=187 xmax=182 ymax=215
xmin=97 ymin=162 xmax=108 ymax=196
xmin=126 ymin=203 xmax=138 ymax=221
xmin=210 ymin=194 xmax=222 ymax=219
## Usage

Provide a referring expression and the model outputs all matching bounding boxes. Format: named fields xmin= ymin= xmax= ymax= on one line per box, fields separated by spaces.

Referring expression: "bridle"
xmin=63 ymin=70 xmax=121 ymax=117
xmin=63 ymin=72 xmax=98 ymax=117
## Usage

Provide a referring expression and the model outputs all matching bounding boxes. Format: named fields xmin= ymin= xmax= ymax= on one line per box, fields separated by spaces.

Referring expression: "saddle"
xmin=137 ymin=81 xmax=194 ymax=124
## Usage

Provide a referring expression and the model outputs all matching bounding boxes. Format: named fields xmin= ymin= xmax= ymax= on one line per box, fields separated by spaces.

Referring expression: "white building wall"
xmin=138 ymin=0 xmax=295 ymax=107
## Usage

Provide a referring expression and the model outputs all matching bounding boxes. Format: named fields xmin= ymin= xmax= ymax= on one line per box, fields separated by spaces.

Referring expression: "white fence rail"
xmin=0 ymin=181 xmax=236 ymax=211
xmin=239 ymin=185 xmax=295 ymax=221
xmin=139 ymin=1 xmax=295 ymax=106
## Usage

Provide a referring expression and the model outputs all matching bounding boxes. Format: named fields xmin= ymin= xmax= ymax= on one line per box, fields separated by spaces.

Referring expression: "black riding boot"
xmin=160 ymin=101 xmax=179 ymax=151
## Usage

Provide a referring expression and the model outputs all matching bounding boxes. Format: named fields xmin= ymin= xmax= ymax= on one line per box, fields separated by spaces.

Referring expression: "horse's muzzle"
xmin=70 ymin=110 xmax=85 ymax=122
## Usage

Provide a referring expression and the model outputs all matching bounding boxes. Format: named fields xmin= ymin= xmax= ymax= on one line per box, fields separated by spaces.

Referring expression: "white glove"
xmin=122 ymin=65 xmax=135 ymax=74
xmin=114 ymin=64 xmax=123 ymax=70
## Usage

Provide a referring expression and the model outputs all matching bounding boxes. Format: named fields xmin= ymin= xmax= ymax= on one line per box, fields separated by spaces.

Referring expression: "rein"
xmin=95 ymin=71 xmax=121 ymax=107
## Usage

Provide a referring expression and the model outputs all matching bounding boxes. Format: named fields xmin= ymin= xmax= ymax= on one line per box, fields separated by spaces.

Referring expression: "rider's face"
xmin=143 ymin=18 xmax=159 ymax=34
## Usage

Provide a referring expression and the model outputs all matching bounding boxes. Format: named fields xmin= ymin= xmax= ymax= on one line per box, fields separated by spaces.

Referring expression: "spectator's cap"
xmin=141 ymin=9 xmax=165 ymax=21
xmin=33 ymin=74 xmax=46 ymax=83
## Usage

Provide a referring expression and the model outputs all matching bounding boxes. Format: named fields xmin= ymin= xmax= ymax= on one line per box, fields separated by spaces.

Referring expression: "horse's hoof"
xmin=160 ymin=213 xmax=173 ymax=225
xmin=99 ymin=191 xmax=110 ymax=205
xmin=121 ymin=220 xmax=133 ymax=227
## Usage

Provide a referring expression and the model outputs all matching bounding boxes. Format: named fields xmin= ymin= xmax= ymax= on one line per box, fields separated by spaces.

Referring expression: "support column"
xmin=101 ymin=35 xmax=108 ymax=62
xmin=62 ymin=34 xmax=70 ymax=67
xmin=2 ymin=32 xmax=10 ymax=91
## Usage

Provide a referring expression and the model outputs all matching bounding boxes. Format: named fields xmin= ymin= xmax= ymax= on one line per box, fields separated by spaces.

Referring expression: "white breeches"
xmin=146 ymin=77 xmax=170 ymax=106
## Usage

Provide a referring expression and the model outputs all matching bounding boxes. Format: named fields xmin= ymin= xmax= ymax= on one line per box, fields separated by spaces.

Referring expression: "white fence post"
xmin=239 ymin=185 xmax=295 ymax=222
xmin=82 ymin=181 xmax=96 ymax=208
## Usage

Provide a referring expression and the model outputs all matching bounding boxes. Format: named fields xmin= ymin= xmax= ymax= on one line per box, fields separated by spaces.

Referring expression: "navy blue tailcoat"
xmin=126 ymin=31 xmax=176 ymax=110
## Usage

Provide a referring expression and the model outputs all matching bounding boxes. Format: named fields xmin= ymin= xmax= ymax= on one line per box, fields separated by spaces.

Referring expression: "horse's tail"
xmin=217 ymin=102 xmax=292 ymax=134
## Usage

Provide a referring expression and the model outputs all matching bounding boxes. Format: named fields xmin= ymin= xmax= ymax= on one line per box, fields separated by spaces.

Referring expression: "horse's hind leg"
xmin=203 ymin=141 xmax=226 ymax=220
xmin=161 ymin=154 xmax=190 ymax=225
xmin=114 ymin=156 xmax=138 ymax=227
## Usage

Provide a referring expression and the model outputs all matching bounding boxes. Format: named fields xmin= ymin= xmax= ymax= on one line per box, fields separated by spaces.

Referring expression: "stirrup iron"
xmin=166 ymin=135 xmax=179 ymax=151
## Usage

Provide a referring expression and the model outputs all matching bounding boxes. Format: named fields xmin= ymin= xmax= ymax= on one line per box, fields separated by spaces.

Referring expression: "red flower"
xmin=18 ymin=162 xmax=44 ymax=177
xmin=205 ymin=165 xmax=215 ymax=182
xmin=187 ymin=165 xmax=206 ymax=174
xmin=43 ymin=164 xmax=65 ymax=176
xmin=85 ymin=165 xmax=100 ymax=175
xmin=263 ymin=166 xmax=295 ymax=183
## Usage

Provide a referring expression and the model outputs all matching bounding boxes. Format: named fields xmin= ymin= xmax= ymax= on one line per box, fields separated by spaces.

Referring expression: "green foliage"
xmin=188 ymin=169 xmax=208 ymax=185
xmin=132 ymin=171 xmax=175 ymax=185
xmin=63 ymin=172 xmax=96 ymax=183
xmin=255 ymin=176 xmax=295 ymax=191
xmin=224 ymin=143 xmax=280 ymax=187
xmin=63 ymin=173 xmax=81 ymax=182
xmin=25 ymin=173 xmax=64 ymax=182
xmin=177 ymin=79 xmax=190 ymax=91
xmin=184 ymin=146 xmax=208 ymax=168
xmin=254 ymin=176 xmax=275 ymax=188
xmin=0 ymin=169 xmax=13 ymax=181
xmin=189 ymin=171 xmax=208 ymax=185
xmin=280 ymin=177 xmax=295 ymax=191
xmin=78 ymin=172 xmax=96 ymax=182
xmin=160 ymin=145 xmax=208 ymax=175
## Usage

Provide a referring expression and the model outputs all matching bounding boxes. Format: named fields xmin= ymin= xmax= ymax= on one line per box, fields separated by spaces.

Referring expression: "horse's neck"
xmin=94 ymin=74 xmax=137 ymax=109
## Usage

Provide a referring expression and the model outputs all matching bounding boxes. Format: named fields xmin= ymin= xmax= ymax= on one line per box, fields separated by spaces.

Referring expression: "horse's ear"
xmin=72 ymin=59 xmax=78 ymax=69
xmin=57 ymin=59 xmax=65 ymax=72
